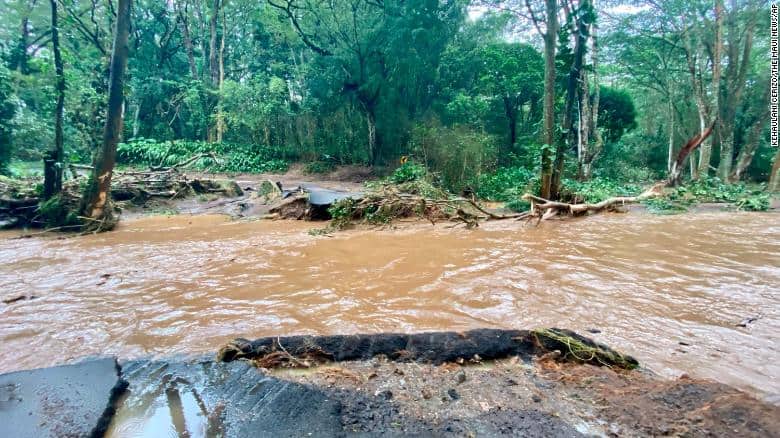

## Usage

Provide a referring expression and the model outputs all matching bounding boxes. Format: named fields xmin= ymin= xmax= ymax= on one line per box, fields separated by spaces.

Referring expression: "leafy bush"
xmin=560 ymin=177 xmax=641 ymax=203
xmin=409 ymin=122 xmax=498 ymax=192
xmin=117 ymin=138 xmax=289 ymax=173
xmin=304 ymin=160 xmax=336 ymax=174
xmin=472 ymin=166 xmax=536 ymax=201
xmin=671 ymin=177 xmax=769 ymax=211
xmin=0 ymin=64 xmax=16 ymax=174
xmin=389 ymin=162 xmax=428 ymax=184
xmin=642 ymin=197 xmax=688 ymax=214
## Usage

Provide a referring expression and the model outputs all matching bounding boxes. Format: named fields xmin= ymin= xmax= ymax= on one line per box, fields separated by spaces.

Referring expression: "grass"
xmin=532 ymin=328 xmax=639 ymax=370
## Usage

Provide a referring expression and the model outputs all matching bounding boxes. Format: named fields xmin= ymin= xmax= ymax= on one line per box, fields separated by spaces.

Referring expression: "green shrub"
xmin=37 ymin=195 xmax=80 ymax=228
xmin=304 ymin=160 xmax=336 ymax=174
xmin=473 ymin=166 xmax=536 ymax=201
xmin=671 ymin=177 xmax=769 ymax=211
xmin=389 ymin=162 xmax=428 ymax=184
xmin=642 ymin=197 xmax=688 ymax=214
xmin=560 ymin=177 xmax=642 ymax=203
xmin=117 ymin=138 xmax=289 ymax=173
xmin=409 ymin=123 xmax=499 ymax=192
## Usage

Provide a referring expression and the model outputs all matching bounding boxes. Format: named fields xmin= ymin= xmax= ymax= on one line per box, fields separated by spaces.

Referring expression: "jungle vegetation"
xmin=0 ymin=0 xmax=776 ymax=216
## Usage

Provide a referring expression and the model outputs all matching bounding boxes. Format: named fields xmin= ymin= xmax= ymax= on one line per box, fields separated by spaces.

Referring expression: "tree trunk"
xmin=540 ymin=0 xmax=558 ymax=200
xmin=364 ymin=104 xmax=377 ymax=166
xmin=176 ymin=0 xmax=198 ymax=78
xmin=698 ymin=0 xmax=723 ymax=178
xmin=769 ymin=147 xmax=780 ymax=193
xmin=15 ymin=12 xmax=31 ymax=74
xmin=586 ymin=19 xmax=603 ymax=180
xmin=552 ymin=0 xmax=589 ymax=197
xmin=504 ymin=97 xmax=517 ymax=157
xmin=667 ymin=97 xmax=674 ymax=173
xmin=208 ymin=0 xmax=220 ymax=86
xmin=215 ymin=8 xmax=226 ymax=143
xmin=81 ymin=0 xmax=132 ymax=224
xmin=577 ymin=68 xmax=590 ymax=179
xmin=669 ymin=125 xmax=714 ymax=185
xmin=717 ymin=2 xmax=755 ymax=180
xmin=729 ymin=88 xmax=770 ymax=182
xmin=44 ymin=0 xmax=65 ymax=199
xmin=207 ymin=0 xmax=222 ymax=142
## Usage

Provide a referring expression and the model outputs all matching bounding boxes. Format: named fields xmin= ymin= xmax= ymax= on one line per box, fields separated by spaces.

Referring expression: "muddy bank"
xmin=2 ymin=330 xmax=777 ymax=437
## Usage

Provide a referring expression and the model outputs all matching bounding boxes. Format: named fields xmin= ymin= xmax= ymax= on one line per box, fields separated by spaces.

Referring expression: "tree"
xmin=715 ymin=1 xmax=759 ymax=180
xmin=550 ymin=0 xmax=594 ymax=196
xmin=268 ymin=0 xmax=464 ymax=165
xmin=42 ymin=0 xmax=65 ymax=199
xmin=0 ymin=64 xmax=16 ymax=174
xmin=481 ymin=43 xmax=543 ymax=155
xmin=80 ymin=0 xmax=132 ymax=226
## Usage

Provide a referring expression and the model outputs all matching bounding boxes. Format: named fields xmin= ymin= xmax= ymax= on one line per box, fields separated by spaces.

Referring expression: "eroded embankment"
xmin=2 ymin=329 xmax=778 ymax=437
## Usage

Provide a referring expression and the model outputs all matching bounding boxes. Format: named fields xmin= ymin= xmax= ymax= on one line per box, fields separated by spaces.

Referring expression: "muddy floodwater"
xmin=1 ymin=212 xmax=778 ymax=400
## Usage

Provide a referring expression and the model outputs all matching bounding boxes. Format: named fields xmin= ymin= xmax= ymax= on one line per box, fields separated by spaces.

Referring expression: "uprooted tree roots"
xmin=323 ymin=179 xmax=668 ymax=231
xmin=326 ymin=180 xmax=527 ymax=231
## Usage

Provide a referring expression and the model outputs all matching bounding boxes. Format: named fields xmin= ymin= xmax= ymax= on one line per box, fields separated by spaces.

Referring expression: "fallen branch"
xmin=522 ymin=182 xmax=665 ymax=220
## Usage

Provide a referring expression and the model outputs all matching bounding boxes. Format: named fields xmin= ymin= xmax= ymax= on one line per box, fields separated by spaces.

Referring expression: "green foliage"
xmin=671 ymin=177 xmax=769 ymax=211
xmin=597 ymin=87 xmax=638 ymax=144
xmin=409 ymin=123 xmax=499 ymax=192
xmin=0 ymin=64 xmax=16 ymax=174
xmin=560 ymin=178 xmax=642 ymax=203
xmin=642 ymin=197 xmax=688 ymax=215
xmin=473 ymin=166 xmax=536 ymax=202
xmin=117 ymin=138 xmax=289 ymax=173
xmin=389 ymin=162 xmax=428 ymax=184
xmin=37 ymin=194 xmax=80 ymax=228
xmin=304 ymin=160 xmax=336 ymax=174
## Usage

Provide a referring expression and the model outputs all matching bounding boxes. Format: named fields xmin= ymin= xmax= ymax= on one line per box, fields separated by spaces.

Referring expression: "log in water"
xmin=0 ymin=211 xmax=778 ymax=400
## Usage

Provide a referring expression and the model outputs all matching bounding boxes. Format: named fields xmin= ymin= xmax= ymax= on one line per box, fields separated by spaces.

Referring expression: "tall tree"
xmin=43 ymin=0 xmax=65 ymax=199
xmin=81 ymin=0 xmax=132 ymax=225
xmin=550 ymin=0 xmax=593 ymax=196
xmin=698 ymin=0 xmax=723 ymax=177
xmin=518 ymin=0 xmax=559 ymax=199
xmin=716 ymin=0 xmax=758 ymax=180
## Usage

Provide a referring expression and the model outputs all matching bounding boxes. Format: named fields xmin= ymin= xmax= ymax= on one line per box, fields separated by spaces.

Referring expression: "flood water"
xmin=1 ymin=212 xmax=778 ymax=400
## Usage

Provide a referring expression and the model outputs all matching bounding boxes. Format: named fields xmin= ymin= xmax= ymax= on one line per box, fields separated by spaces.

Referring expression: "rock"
xmin=737 ymin=316 xmax=760 ymax=328
xmin=0 ymin=357 xmax=127 ymax=438
xmin=447 ymin=388 xmax=460 ymax=400
xmin=421 ymin=388 xmax=433 ymax=399
xmin=2 ymin=294 xmax=37 ymax=304
xmin=532 ymin=394 xmax=542 ymax=403
xmin=587 ymin=328 xmax=602 ymax=334
xmin=377 ymin=390 xmax=393 ymax=400
xmin=456 ymin=371 xmax=467 ymax=384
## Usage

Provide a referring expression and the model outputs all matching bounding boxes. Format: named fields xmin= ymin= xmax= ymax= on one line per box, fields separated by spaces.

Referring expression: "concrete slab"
xmin=0 ymin=357 xmax=127 ymax=438
xmin=109 ymin=358 xmax=342 ymax=437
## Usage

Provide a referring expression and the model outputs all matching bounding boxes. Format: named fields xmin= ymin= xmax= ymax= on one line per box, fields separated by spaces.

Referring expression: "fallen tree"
xmin=521 ymin=182 xmax=667 ymax=221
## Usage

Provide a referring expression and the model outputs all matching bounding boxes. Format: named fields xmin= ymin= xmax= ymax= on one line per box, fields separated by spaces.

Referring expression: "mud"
xmin=279 ymin=357 xmax=780 ymax=437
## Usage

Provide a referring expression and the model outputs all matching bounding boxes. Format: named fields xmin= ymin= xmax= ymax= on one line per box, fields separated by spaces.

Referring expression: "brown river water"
xmin=1 ymin=212 xmax=778 ymax=401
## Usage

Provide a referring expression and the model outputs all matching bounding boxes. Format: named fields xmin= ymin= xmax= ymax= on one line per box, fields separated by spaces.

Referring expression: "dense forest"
xmin=0 ymin=0 xmax=776 ymax=221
